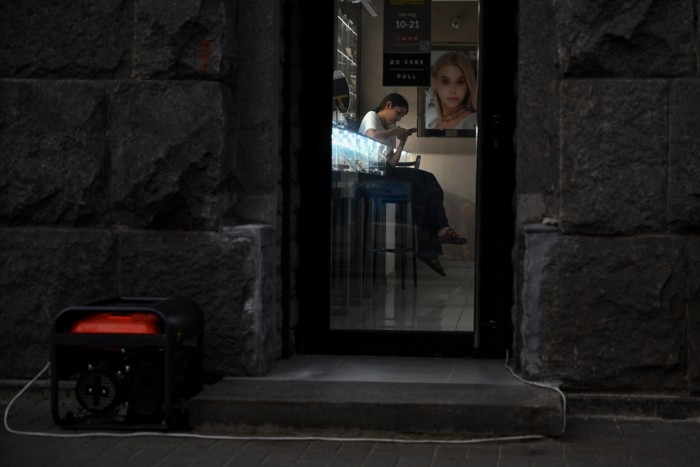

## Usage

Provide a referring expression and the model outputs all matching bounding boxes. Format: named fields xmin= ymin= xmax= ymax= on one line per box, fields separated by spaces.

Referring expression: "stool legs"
xmin=398 ymin=201 xmax=418 ymax=289
xmin=397 ymin=202 xmax=405 ymax=289
xmin=365 ymin=198 xmax=418 ymax=291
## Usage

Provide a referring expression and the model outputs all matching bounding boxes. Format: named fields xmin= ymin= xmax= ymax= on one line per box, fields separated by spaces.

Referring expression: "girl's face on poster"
xmin=433 ymin=65 xmax=468 ymax=111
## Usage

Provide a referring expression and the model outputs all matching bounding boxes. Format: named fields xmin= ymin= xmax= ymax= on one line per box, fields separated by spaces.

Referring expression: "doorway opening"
xmin=294 ymin=0 xmax=516 ymax=359
xmin=328 ymin=0 xmax=477 ymax=357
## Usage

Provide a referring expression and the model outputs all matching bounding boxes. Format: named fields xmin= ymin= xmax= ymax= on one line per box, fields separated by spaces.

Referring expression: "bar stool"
xmin=357 ymin=177 xmax=418 ymax=291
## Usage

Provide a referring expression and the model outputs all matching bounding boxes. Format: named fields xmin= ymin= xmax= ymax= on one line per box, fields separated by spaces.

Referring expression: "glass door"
xmin=328 ymin=0 xmax=480 ymax=357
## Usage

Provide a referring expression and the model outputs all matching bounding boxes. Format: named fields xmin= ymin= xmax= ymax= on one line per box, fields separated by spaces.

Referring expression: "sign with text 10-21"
xmin=383 ymin=0 xmax=431 ymax=86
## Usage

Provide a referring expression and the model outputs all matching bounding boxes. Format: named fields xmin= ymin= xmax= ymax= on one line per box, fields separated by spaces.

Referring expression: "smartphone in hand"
xmin=407 ymin=127 xmax=418 ymax=134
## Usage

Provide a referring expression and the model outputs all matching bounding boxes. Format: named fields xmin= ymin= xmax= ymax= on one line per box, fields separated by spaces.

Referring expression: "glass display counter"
xmin=332 ymin=124 xmax=388 ymax=175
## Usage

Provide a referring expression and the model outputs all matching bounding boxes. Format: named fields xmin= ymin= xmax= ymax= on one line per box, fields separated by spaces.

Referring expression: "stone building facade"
xmin=0 ymin=0 xmax=288 ymax=380
xmin=1 ymin=0 xmax=699 ymax=406
xmin=515 ymin=0 xmax=700 ymax=396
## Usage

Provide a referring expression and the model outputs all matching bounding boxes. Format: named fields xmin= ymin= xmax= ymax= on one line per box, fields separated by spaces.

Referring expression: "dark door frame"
xmin=473 ymin=0 xmax=518 ymax=357
xmin=290 ymin=0 xmax=517 ymax=359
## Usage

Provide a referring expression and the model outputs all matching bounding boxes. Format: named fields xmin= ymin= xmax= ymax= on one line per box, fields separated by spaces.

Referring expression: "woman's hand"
xmin=394 ymin=126 xmax=411 ymax=143
xmin=393 ymin=126 xmax=410 ymax=137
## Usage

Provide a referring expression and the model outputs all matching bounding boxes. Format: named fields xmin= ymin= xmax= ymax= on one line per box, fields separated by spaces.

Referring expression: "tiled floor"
xmin=331 ymin=259 xmax=475 ymax=332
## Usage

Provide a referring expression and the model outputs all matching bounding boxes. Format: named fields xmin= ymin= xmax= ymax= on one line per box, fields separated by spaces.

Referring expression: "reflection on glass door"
xmin=330 ymin=0 xmax=478 ymax=340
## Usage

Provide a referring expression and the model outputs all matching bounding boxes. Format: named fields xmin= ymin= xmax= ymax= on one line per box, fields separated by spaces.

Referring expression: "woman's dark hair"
xmin=373 ymin=93 xmax=409 ymax=113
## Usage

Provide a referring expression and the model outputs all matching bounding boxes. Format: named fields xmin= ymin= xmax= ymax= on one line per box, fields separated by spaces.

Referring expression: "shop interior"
xmin=330 ymin=0 xmax=478 ymax=336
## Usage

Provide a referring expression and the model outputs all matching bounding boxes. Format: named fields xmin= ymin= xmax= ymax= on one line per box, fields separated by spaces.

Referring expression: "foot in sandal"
xmin=436 ymin=226 xmax=467 ymax=245
xmin=419 ymin=255 xmax=446 ymax=276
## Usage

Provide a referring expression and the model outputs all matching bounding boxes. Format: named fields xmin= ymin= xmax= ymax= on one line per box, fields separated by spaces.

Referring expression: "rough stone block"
xmin=0 ymin=0 xmax=132 ymax=78
xmin=118 ymin=225 xmax=277 ymax=379
xmin=516 ymin=194 xmax=549 ymax=227
xmin=518 ymin=224 xmax=561 ymax=379
xmin=0 ymin=80 xmax=110 ymax=226
xmin=234 ymin=194 xmax=278 ymax=226
xmin=222 ymin=225 xmax=280 ymax=374
xmin=516 ymin=0 xmax=560 ymax=199
xmin=0 ymin=228 xmax=118 ymax=378
xmin=520 ymin=228 xmax=687 ymax=391
xmin=559 ymin=80 xmax=668 ymax=235
xmin=234 ymin=2 xmax=280 ymax=127
xmin=133 ymin=0 xmax=231 ymax=79
xmin=555 ymin=0 xmax=694 ymax=77
xmin=109 ymin=81 xmax=234 ymax=229
xmin=236 ymin=127 xmax=278 ymax=194
xmin=668 ymin=80 xmax=700 ymax=228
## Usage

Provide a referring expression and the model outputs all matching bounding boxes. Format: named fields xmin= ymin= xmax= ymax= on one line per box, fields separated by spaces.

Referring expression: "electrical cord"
xmin=4 ymin=358 xmax=563 ymax=443
xmin=505 ymin=350 xmax=568 ymax=436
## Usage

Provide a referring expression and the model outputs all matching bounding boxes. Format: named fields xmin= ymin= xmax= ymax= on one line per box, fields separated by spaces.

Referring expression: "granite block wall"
xmin=0 ymin=0 xmax=284 ymax=380
xmin=516 ymin=0 xmax=700 ymax=394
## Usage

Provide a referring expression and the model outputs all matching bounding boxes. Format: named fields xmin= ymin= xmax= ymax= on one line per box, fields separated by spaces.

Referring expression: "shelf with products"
xmin=335 ymin=8 xmax=359 ymax=120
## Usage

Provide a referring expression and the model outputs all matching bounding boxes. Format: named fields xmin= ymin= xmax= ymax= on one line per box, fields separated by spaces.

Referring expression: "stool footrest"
xmin=379 ymin=247 xmax=415 ymax=253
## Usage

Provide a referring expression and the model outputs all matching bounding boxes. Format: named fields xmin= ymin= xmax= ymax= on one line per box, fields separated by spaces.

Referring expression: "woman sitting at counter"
xmin=358 ymin=93 xmax=467 ymax=277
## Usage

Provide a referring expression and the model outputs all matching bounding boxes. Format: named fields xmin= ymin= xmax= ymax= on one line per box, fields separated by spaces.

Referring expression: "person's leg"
xmin=388 ymin=168 xmax=447 ymax=275
xmin=389 ymin=168 xmax=446 ymax=234
xmin=408 ymin=170 xmax=467 ymax=245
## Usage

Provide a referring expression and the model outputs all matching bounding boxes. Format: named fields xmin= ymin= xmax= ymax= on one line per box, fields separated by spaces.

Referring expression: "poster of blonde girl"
xmin=425 ymin=50 xmax=477 ymax=131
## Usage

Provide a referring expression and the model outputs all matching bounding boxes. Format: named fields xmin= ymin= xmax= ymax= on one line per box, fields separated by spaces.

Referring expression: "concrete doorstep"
xmin=3 ymin=356 xmax=566 ymax=440
xmin=188 ymin=378 xmax=565 ymax=439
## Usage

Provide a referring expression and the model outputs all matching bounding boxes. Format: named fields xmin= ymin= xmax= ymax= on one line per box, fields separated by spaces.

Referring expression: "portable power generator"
xmin=50 ymin=296 xmax=203 ymax=430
